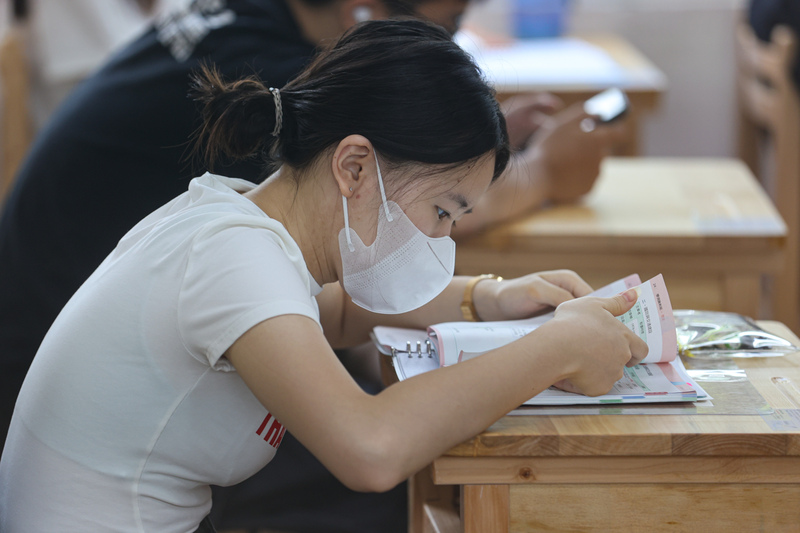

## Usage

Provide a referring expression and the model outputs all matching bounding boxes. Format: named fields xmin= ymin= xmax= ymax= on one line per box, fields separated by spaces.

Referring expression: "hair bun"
xmin=190 ymin=64 xmax=281 ymax=170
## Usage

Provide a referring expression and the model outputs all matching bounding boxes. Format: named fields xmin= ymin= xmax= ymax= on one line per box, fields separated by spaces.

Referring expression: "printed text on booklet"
xmin=372 ymin=274 xmax=709 ymax=405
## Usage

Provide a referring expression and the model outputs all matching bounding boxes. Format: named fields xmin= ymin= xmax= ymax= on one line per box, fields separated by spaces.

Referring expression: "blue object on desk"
xmin=513 ymin=0 xmax=570 ymax=39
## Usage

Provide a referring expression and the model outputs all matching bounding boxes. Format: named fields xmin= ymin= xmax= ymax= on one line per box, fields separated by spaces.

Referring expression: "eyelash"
xmin=437 ymin=207 xmax=456 ymax=227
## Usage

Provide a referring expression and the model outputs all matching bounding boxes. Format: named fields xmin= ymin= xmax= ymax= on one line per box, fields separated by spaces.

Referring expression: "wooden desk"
xmin=455 ymin=157 xmax=786 ymax=321
xmin=410 ymin=321 xmax=800 ymax=532
xmin=474 ymin=33 xmax=667 ymax=155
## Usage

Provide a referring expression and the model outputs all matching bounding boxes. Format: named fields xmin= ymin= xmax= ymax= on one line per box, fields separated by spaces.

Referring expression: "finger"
xmin=538 ymin=270 xmax=593 ymax=297
xmin=527 ymin=280 xmax=578 ymax=308
xmin=527 ymin=110 xmax=553 ymax=129
xmin=526 ymin=102 xmax=560 ymax=118
xmin=506 ymin=108 xmax=554 ymax=149
xmin=532 ymin=92 xmax=564 ymax=111
xmin=625 ymin=335 xmax=650 ymax=367
xmin=554 ymin=101 xmax=591 ymax=124
xmin=599 ymin=289 xmax=638 ymax=317
xmin=591 ymin=119 xmax=629 ymax=144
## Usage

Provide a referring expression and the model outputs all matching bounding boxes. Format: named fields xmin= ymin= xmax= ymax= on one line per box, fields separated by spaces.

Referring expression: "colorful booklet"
xmin=372 ymin=274 xmax=709 ymax=405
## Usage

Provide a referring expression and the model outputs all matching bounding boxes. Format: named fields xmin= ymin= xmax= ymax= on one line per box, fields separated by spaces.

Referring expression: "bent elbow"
xmin=332 ymin=436 xmax=408 ymax=493
xmin=340 ymin=466 xmax=406 ymax=493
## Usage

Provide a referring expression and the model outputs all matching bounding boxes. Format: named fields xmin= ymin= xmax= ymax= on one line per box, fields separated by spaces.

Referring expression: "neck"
xmin=244 ymin=167 xmax=342 ymax=287
xmin=284 ymin=0 xmax=345 ymax=44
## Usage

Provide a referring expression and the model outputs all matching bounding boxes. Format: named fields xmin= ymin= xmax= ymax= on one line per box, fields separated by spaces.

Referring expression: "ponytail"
xmin=191 ymin=65 xmax=282 ymax=172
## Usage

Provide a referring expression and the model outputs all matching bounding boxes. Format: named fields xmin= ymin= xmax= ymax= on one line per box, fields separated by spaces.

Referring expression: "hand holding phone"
xmin=583 ymin=88 xmax=629 ymax=124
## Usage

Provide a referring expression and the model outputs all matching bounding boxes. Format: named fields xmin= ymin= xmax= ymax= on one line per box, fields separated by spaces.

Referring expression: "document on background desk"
xmin=373 ymin=274 xmax=709 ymax=405
xmin=454 ymin=31 xmax=626 ymax=88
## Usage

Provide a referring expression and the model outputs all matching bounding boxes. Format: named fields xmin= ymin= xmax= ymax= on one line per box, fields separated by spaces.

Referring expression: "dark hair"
xmin=192 ymin=19 xmax=509 ymax=184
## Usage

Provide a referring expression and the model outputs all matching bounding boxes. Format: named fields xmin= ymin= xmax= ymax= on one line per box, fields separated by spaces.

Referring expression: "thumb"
xmin=526 ymin=102 xmax=559 ymax=117
xmin=594 ymin=118 xmax=629 ymax=144
xmin=601 ymin=288 xmax=638 ymax=317
xmin=528 ymin=110 xmax=552 ymax=129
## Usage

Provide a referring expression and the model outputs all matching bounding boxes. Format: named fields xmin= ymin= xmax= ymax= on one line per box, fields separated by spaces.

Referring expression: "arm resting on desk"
xmin=225 ymin=291 xmax=645 ymax=493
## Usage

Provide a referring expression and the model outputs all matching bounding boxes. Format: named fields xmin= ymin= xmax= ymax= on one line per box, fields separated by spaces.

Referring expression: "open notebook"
xmin=372 ymin=274 xmax=709 ymax=406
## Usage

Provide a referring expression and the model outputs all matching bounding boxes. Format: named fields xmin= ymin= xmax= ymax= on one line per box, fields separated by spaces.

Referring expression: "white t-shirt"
xmin=0 ymin=173 xmax=323 ymax=532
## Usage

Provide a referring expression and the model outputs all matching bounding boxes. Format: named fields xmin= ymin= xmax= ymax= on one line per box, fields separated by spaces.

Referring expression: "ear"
xmin=339 ymin=0 xmax=387 ymax=29
xmin=331 ymin=134 xmax=374 ymax=198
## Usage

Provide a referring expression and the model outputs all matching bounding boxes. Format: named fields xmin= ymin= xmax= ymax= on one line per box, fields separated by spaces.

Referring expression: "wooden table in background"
xmin=488 ymin=33 xmax=667 ymax=155
xmin=455 ymin=157 xmax=787 ymax=321
xmin=410 ymin=321 xmax=800 ymax=532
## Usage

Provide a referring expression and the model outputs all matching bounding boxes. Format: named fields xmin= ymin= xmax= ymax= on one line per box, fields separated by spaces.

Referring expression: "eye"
xmin=437 ymin=206 xmax=457 ymax=227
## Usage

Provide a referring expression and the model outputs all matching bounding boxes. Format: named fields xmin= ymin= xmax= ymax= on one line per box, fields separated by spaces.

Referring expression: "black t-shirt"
xmin=749 ymin=0 xmax=800 ymax=89
xmin=0 ymin=0 xmax=316 ymax=393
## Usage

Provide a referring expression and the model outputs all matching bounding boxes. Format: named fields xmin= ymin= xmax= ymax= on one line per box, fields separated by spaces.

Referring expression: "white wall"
xmin=463 ymin=0 xmax=749 ymax=157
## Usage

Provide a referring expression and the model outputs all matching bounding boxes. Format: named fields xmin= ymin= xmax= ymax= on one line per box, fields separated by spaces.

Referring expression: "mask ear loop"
xmin=342 ymin=148 xmax=391 ymax=253
xmin=374 ymin=150 xmax=393 ymax=222
xmin=342 ymin=195 xmax=355 ymax=252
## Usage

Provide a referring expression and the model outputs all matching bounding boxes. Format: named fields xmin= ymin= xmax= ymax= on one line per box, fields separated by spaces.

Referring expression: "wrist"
xmin=461 ymin=274 xmax=503 ymax=322
xmin=531 ymin=319 xmax=579 ymax=383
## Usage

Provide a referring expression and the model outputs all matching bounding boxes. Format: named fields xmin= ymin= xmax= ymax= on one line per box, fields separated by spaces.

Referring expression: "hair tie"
xmin=268 ymin=87 xmax=283 ymax=137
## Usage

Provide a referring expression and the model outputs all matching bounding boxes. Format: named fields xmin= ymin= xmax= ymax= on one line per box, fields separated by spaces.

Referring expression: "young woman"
xmin=0 ymin=20 xmax=646 ymax=532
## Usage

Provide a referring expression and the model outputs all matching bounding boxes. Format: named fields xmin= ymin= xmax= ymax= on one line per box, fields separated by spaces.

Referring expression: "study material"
xmin=372 ymin=274 xmax=709 ymax=405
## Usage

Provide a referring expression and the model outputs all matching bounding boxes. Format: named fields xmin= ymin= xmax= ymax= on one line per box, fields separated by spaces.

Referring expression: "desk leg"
xmin=408 ymin=470 xmax=427 ymax=533
xmin=461 ymin=484 xmax=509 ymax=533
xmin=409 ymin=467 xmax=459 ymax=533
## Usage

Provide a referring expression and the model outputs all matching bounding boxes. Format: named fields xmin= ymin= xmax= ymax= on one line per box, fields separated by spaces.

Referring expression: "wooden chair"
xmin=0 ymin=22 xmax=34 ymax=204
xmin=736 ymin=19 xmax=800 ymax=332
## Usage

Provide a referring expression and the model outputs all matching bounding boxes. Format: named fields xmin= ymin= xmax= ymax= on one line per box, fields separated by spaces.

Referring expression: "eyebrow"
xmin=448 ymin=192 xmax=472 ymax=213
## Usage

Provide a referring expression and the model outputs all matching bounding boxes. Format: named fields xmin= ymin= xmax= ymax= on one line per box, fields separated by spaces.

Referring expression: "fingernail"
xmin=622 ymin=288 xmax=637 ymax=302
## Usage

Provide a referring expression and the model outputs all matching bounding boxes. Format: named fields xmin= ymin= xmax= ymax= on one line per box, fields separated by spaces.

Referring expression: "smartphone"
xmin=583 ymin=88 xmax=629 ymax=124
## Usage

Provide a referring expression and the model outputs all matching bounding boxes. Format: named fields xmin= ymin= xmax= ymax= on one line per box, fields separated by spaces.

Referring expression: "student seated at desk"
xmin=0 ymin=0 xmax=625 ymax=530
xmin=0 ymin=20 xmax=646 ymax=532
xmin=0 ymin=0 xmax=623 ymax=439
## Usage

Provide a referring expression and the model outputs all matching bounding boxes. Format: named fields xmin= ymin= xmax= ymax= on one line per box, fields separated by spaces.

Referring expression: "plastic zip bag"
xmin=675 ymin=309 xmax=799 ymax=358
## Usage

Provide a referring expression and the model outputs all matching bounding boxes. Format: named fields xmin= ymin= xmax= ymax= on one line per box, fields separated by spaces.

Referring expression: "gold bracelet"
xmin=460 ymin=274 xmax=502 ymax=322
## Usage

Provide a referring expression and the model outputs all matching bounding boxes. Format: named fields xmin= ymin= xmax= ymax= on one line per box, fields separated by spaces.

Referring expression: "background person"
xmin=0 ymin=0 xmax=180 ymax=189
xmin=748 ymin=0 xmax=800 ymax=90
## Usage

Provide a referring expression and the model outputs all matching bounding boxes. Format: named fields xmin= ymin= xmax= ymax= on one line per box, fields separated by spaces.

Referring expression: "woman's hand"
xmin=520 ymin=101 xmax=628 ymax=203
xmin=501 ymin=92 xmax=563 ymax=150
xmin=472 ymin=269 xmax=593 ymax=322
xmin=541 ymin=289 xmax=649 ymax=396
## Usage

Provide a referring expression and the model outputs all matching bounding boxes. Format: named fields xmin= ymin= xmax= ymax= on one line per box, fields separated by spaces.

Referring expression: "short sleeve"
xmin=177 ymin=224 xmax=320 ymax=371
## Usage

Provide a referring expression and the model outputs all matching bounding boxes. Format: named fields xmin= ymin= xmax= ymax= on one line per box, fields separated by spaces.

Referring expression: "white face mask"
xmin=338 ymin=153 xmax=456 ymax=314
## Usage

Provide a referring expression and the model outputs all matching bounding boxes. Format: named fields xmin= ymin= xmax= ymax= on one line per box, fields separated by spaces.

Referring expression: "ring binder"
xmin=389 ymin=339 xmax=435 ymax=359
xmin=370 ymin=329 xmax=439 ymax=380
